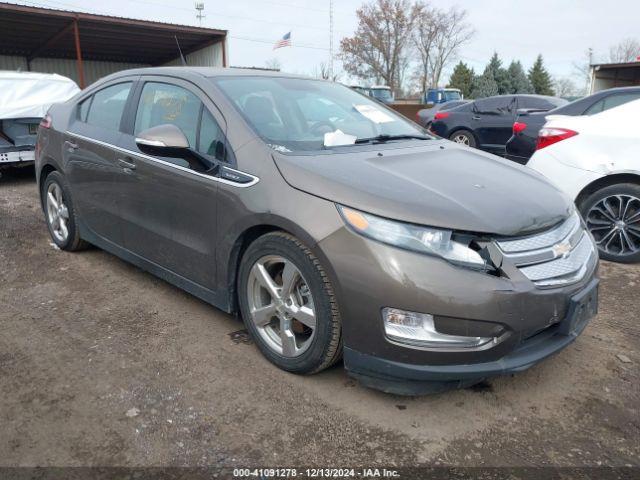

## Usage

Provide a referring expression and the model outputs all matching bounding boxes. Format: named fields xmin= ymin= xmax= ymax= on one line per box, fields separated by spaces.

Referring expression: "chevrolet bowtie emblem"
xmin=552 ymin=241 xmax=572 ymax=258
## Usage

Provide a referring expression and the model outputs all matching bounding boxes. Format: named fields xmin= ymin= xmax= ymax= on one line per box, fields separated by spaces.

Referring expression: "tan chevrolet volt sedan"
xmin=35 ymin=67 xmax=599 ymax=394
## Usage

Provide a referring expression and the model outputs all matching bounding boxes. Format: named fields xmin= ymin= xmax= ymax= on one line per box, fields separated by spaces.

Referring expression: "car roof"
xmin=96 ymin=66 xmax=318 ymax=83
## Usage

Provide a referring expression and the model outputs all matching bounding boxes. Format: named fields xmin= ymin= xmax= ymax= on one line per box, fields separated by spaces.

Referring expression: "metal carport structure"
xmin=0 ymin=2 xmax=227 ymax=88
xmin=590 ymin=61 xmax=640 ymax=94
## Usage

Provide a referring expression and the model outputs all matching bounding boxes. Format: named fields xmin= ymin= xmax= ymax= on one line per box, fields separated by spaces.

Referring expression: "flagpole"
xmin=329 ymin=0 xmax=334 ymax=79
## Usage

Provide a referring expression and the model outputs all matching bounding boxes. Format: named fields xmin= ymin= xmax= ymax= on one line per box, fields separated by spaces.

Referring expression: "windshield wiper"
xmin=354 ymin=134 xmax=431 ymax=144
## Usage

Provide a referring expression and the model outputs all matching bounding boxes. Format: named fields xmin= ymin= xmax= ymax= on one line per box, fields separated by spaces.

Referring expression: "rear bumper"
xmin=0 ymin=149 xmax=35 ymax=165
xmin=343 ymin=278 xmax=598 ymax=395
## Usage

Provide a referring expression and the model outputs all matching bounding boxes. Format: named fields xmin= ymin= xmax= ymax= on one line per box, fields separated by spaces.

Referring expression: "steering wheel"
xmin=309 ymin=120 xmax=337 ymax=136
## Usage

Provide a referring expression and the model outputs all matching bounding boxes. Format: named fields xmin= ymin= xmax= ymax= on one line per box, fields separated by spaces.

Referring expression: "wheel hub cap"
xmin=247 ymin=255 xmax=316 ymax=357
xmin=46 ymin=182 xmax=70 ymax=243
xmin=586 ymin=194 xmax=640 ymax=257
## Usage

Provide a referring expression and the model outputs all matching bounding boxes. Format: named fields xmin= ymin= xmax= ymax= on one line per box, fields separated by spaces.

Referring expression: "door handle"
xmin=118 ymin=158 xmax=136 ymax=171
xmin=64 ymin=140 xmax=78 ymax=151
xmin=472 ymin=116 xmax=481 ymax=121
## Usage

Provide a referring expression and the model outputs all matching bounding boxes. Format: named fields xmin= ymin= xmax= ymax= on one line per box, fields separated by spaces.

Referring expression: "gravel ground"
xmin=0 ymin=168 xmax=638 ymax=475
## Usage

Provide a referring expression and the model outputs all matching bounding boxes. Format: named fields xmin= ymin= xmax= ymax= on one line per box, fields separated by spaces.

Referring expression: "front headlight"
xmin=338 ymin=205 xmax=487 ymax=270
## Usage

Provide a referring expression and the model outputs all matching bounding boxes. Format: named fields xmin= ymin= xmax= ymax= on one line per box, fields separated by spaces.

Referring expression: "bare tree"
xmin=313 ymin=62 xmax=341 ymax=81
xmin=572 ymin=47 xmax=593 ymax=95
xmin=265 ymin=58 xmax=282 ymax=71
xmin=553 ymin=77 xmax=578 ymax=97
xmin=414 ymin=5 xmax=473 ymax=95
xmin=609 ymin=38 xmax=640 ymax=63
xmin=340 ymin=0 xmax=422 ymax=94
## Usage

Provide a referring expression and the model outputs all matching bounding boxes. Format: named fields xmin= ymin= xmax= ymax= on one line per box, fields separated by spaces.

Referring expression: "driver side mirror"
xmin=136 ymin=124 xmax=217 ymax=174
xmin=135 ymin=124 xmax=190 ymax=156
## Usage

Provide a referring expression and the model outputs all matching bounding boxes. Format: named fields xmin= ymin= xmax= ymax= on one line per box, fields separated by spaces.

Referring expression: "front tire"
xmin=238 ymin=232 xmax=342 ymax=374
xmin=578 ymin=183 xmax=640 ymax=263
xmin=42 ymin=171 xmax=87 ymax=251
xmin=449 ymin=130 xmax=477 ymax=148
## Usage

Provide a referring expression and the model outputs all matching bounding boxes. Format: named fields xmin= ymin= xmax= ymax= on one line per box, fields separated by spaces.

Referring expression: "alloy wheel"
xmin=46 ymin=182 xmax=70 ymax=243
xmin=246 ymin=255 xmax=316 ymax=357
xmin=586 ymin=194 xmax=640 ymax=256
xmin=453 ymin=134 xmax=470 ymax=145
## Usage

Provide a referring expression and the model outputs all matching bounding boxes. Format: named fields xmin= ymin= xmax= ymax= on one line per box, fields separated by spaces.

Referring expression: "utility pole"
xmin=195 ymin=2 xmax=205 ymax=26
xmin=329 ymin=0 xmax=334 ymax=79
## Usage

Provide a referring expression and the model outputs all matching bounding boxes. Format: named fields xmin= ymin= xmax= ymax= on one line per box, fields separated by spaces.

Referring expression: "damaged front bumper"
xmin=344 ymin=278 xmax=598 ymax=395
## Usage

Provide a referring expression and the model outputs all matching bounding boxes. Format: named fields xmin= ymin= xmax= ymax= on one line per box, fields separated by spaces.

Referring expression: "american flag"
xmin=273 ymin=32 xmax=292 ymax=50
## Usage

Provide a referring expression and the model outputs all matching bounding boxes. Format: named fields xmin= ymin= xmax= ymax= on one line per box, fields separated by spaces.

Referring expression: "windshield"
xmin=443 ymin=90 xmax=462 ymax=102
xmin=214 ymin=76 xmax=427 ymax=152
xmin=370 ymin=88 xmax=393 ymax=101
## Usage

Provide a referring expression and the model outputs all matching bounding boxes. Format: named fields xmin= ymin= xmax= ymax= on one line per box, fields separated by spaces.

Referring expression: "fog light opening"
xmin=382 ymin=307 xmax=497 ymax=350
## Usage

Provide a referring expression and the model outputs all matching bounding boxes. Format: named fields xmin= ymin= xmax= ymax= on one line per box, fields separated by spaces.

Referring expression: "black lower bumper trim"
xmin=344 ymin=279 xmax=598 ymax=395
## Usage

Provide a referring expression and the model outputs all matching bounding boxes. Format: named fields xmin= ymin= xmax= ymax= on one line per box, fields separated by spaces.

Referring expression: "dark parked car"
xmin=506 ymin=86 xmax=640 ymax=164
xmin=430 ymin=94 xmax=567 ymax=155
xmin=36 ymin=67 xmax=598 ymax=395
xmin=415 ymin=100 xmax=468 ymax=129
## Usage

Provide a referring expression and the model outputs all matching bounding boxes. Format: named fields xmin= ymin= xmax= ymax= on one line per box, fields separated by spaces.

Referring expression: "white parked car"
xmin=0 ymin=71 xmax=79 ymax=169
xmin=528 ymin=99 xmax=640 ymax=263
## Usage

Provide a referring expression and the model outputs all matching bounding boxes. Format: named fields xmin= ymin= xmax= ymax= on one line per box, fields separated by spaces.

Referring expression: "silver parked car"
xmin=35 ymin=67 xmax=599 ymax=394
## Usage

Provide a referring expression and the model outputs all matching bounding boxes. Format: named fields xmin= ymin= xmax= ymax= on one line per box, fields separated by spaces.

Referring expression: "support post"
xmin=222 ymin=37 xmax=227 ymax=67
xmin=73 ymin=18 xmax=85 ymax=88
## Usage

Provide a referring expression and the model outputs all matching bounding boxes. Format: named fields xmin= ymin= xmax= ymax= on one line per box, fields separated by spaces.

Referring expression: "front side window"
xmin=85 ymin=82 xmax=132 ymax=131
xmin=443 ymin=90 xmax=462 ymax=102
xmin=135 ymin=82 xmax=201 ymax=148
xmin=213 ymin=76 xmax=428 ymax=152
xmin=198 ymin=109 xmax=227 ymax=161
xmin=78 ymin=96 xmax=92 ymax=121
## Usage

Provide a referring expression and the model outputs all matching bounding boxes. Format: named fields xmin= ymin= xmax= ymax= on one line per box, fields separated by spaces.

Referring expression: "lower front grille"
xmin=495 ymin=213 xmax=598 ymax=288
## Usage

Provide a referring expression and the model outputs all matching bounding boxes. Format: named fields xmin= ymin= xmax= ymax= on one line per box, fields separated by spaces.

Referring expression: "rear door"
xmin=472 ymin=96 xmax=516 ymax=152
xmin=116 ymin=76 xmax=228 ymax=290
xmin=64 ymin=80 xmax=136 ymax=246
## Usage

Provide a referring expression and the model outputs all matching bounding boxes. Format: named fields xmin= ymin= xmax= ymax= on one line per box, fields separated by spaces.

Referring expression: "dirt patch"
xmin=0 ymin=169 xmax=638 ymax=470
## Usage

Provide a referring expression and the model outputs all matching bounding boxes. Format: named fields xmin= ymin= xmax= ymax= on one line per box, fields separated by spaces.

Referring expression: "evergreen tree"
xmin=470 ymin=70 xmax=498 ymax=98
xmin=507 ymin=60 xmax=533 ymax=93
xmin=528 ymin=55 xmax=555 ymax=95
xmin=447 ymin=62 xmax=475 ymax=98
xmin=484 ymin=52 xmax=511 ymax=95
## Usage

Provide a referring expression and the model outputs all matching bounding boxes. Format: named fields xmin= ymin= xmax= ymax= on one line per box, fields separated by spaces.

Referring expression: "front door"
xmin=472 ymin=96 xmax=516 ymax=153
xmin=116 ymin=79 xmax=229 ymax=291
xmin=64 ymin=81 xmax=135 ymax=246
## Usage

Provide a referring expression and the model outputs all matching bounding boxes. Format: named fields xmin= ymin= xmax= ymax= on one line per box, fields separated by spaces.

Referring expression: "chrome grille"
xmin=498 ymin=213 xmax=580 ymax=253
xmin=495 ymin=213 xmax=597 ymax=288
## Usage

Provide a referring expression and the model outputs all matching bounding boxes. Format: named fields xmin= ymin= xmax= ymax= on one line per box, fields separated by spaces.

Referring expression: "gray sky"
xmin=12 ymin=0 xmax=640 ymax=83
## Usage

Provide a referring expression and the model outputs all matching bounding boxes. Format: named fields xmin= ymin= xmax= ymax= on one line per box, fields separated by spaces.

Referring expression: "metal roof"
xmin=0 ymin=2 xmax=227 ymax=65
xmin=591 ymin=61 xmax=640 ymax=70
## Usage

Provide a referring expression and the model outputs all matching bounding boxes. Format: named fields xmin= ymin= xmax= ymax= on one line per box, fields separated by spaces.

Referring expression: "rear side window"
xmin=518 ymin=97 xmax=556 ymax=110
xmin=475 ymin=97 xmax=513 ymax=113
xmin=85 ymin=82 xmax=132 ymax=131
xmin=134 ymin=82 xmax=201 ymax=148
xmin=584 ymin=99 xmax=605 ymax=115
xmin=602 ymin=92 xmax=640 ymax=111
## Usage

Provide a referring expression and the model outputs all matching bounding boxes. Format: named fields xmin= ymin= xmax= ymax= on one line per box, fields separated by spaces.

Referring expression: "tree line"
xmin=448 ymin=53 xmax=555 ymax=99
xmin=340 ymin=0 xmax=473 ymax=96
xmin=339 ymin=0 xmax=639 ymax=100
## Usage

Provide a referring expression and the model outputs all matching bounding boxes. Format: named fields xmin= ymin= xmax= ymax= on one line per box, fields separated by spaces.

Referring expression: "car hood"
xmin=272 ymin=141 xmax=572 ymax=236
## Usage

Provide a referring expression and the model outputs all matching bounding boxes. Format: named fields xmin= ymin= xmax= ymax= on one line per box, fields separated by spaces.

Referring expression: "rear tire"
xmin=578 ymin=183 xmax=640 ymax=263
xmin=449 ymin=130 xmax=476 ymax=148
xmin=42 ymin=171 xmax=88 ymax=252
xmin=238 ymin=232 xmax=342 ymax=374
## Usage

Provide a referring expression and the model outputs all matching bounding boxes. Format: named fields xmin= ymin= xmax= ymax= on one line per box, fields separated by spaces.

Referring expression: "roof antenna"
xmin=175 ymin=35 xmax=187 ymax=66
